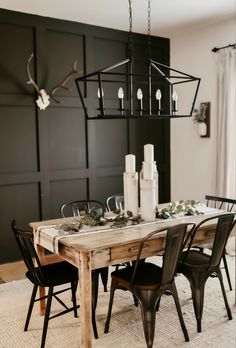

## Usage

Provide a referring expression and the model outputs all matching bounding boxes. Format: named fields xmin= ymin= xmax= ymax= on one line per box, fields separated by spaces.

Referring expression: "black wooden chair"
xmin=104 ymin=223 xmax=194 ymax=348
xmin=11 ymin=220 xmax=80 ymax=348
xmin=177 ymin=213 xmax=235 ymax=333
xmin=106 ymin=194 xmax=124 ymax=212
xmin=198 ymin=195 xmax=236 ymax=290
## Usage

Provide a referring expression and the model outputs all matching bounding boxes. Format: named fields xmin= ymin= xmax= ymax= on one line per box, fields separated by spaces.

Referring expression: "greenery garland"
xmin=57 ymin=207 xmax=142 ymax=234
xmin=57 ymin=200 xmax=202 ymax=234
xmin=156 ymin=200 xmax=201 ymax=219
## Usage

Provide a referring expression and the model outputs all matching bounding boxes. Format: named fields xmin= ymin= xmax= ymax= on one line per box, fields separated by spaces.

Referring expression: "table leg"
xmin=78 ymin=251 xmax=92 ymax=348
xmin=35 ymin=244 xmax=46 ymax=316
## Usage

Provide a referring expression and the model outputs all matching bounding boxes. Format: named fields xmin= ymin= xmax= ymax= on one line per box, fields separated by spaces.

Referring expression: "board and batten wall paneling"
xmin=0 ymin=8 xmax=170 ymax=263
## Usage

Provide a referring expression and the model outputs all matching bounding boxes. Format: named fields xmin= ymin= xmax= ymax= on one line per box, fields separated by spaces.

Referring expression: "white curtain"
xmin=215 ymin=48 xmax=236 ymax=199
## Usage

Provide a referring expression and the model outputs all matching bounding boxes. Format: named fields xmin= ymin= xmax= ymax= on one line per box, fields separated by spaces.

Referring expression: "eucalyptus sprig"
xmin=109 ymin=210 xmax=143 ymax=229
xmin=56 ymin=221 xmax=83 ymax=235
xmin=80 ymin=207 xmax=106 ymax=227
xmin=156 ymin=200 xmax=201 ymax=219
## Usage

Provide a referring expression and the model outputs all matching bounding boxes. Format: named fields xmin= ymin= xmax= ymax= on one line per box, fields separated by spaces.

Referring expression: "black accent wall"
xmin=0 ymin=9 xmax=170 ymax=263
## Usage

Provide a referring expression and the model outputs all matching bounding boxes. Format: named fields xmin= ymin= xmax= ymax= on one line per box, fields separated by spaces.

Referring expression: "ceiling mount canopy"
xmin=75 ymin=0 xmax=201 ymax=120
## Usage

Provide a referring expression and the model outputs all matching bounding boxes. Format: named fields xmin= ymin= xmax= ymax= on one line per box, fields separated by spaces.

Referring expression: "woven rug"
xmin=0 ymin=256 xmax=235 ymax=348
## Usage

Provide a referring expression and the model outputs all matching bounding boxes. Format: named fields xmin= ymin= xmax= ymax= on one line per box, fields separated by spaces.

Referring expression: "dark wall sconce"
xmin=193 ymin=102 xmax=210 ymax=138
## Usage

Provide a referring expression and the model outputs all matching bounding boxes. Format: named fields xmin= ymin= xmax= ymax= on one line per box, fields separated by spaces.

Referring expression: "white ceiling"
xmin=0 ymin=0 xmax=235 ymax=37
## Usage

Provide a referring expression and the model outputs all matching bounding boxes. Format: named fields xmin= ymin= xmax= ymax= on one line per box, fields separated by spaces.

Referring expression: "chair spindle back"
xmin=11 ymin=220 xmax=43 ymax=284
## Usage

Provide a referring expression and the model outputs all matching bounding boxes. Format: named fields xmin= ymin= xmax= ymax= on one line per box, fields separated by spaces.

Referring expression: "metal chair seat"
xmin=179 ymin=250 xmax=211 ymax=269
xmin=111 ymin=262 xmax=163 ymax=288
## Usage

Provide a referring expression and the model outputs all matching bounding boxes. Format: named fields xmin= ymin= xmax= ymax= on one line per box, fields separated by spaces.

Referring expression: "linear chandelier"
xmin=75 ymin=0 xmax=201 ymax=120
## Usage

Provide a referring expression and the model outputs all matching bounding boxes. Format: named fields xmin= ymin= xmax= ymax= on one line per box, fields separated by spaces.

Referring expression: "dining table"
xmin=30 ymin=204 xmax=235 ymax=348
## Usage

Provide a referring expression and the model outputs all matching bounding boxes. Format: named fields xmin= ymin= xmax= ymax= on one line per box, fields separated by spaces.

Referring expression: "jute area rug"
xmin=0 ymin=256 xmax=235 ymax=348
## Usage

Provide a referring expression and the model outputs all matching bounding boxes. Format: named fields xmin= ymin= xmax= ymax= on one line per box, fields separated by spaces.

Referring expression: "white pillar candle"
xmin=143 ymin=162 xmax=154 ymax=180
xmin=154 ymin=162 xmax=159 ymax=205
xmin=125 ymin=154 xmax=136 ymax=173
xmin=124 ymin=172 xmax=138 ymax=216
xmin=144 ymin=144 xmax=154 ymax=163
xmin=140 ymin=178 xmax=156 ymax=221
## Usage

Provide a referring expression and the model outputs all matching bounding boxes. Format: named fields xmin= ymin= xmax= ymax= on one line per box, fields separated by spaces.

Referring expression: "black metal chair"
xmin=200 ymin=195 xmax=236 ymax=290
xmin=106 ymin=194 xmax=124 ymax=212
xmin=104 ymin=223 xmax=194 ymax=348
xmin=61 ymin=199 xmax=106 ymax=219
xmin=60 ymin=199 xmax=109 ymax=338
xmin=11 ymin=220 xmax=80 ymax=348
xmin=106 ymin=194 xmax=135 ymax=272
xmin=60 ymin=199 xmax=109 ymax=293
xmin=177 ymin=213 xmax=235 ymax=333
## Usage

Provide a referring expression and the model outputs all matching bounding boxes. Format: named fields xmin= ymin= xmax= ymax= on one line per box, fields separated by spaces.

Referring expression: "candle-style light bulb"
xmin=97 ymin=87 xmax=104 ymax=110
xmin=118 ymin=87 xmax=124 ymax=110
xmin=97 ymin=87 xmax=104 ymax=99
xmin=172 ymin=90 xmax=178 ymax=112
xmin=137 ymin=88 xmax=143 ymax=111
xmin=155 ymin=89 xmax=162 ymax=112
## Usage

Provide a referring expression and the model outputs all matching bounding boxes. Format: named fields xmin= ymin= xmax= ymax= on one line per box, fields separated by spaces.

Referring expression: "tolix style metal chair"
xmin=60 ymin=199 xmax=109 ymax=338
xmin=104 ymin=223 xmax=194 ymax=348
xmin=60 ymin=199 xmax=109 ymax=293
xmin=105 ymin=194 xmax=124 ymax=212
xmin=197 ymin=195 xmax=236 ymax=290
xmin=177 ymin=213 xmax=235 ymax=333
xmin=11 ymin=220 xmax=80 ymax=348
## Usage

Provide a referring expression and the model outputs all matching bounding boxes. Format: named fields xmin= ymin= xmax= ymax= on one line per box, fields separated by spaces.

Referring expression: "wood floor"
xmin=0 ymin=254 xmax=61 ymax=283
xmin=0 ymin=260 xmax=26 ymax=283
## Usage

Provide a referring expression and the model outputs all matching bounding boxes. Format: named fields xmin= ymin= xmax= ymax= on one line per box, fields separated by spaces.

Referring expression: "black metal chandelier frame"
xmin=75 ymin=0 xmax=201 ymax=120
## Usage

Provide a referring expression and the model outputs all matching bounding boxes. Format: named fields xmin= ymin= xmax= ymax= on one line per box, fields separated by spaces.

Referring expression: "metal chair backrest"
xmin=205 ymin=195 xmax=236 ymax=212
xmin=106 ymin=194 xmax=124 ymax=212
xmin=60 ymin=200 xmax=106 ymax=218
xmin=210 ymin=214 xmax=236 ymax=268
xmin=161 ymin=224 xmax=190 ymax=284
xmin=130 ymin=223 xmax=194 ymax=286
xmin=185 ymin=213 xmax=236 ymax=270
xmin=11 ymin=220 xmax=43 ymax=284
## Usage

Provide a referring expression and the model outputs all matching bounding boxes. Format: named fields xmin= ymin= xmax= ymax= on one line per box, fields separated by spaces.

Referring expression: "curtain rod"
xmin=212 ymin=43 xmax=236 ymax=52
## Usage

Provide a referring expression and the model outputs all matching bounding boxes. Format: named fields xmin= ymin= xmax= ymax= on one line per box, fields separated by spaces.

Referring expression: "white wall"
xmin=170 ymin=17 xmax=236 ymax=202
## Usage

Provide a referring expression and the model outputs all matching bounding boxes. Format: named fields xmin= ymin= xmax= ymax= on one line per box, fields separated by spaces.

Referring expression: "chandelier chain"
xmin=147 ymin=0 xmax=151 ymax=58
xmin=128 ymin=0 xmax=133 ymax=58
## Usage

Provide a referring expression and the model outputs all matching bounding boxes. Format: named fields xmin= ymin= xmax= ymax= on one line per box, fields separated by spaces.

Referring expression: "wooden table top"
xmin=30 ymin=210 xmax=229 ymax=253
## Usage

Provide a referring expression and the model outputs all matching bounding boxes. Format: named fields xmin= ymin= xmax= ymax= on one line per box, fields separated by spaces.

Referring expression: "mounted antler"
xmin=26 ymin=53 xmax=42 ymax=97
xmin=26 ymin=53 xmax=41 ymax=96
xmin=26 ymin=53 xmax=50 ymax=110
xmin=49 ymin=61 xmax=78 ymax=103
xmin=26 ymin=53 xmax=79 ymax=110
